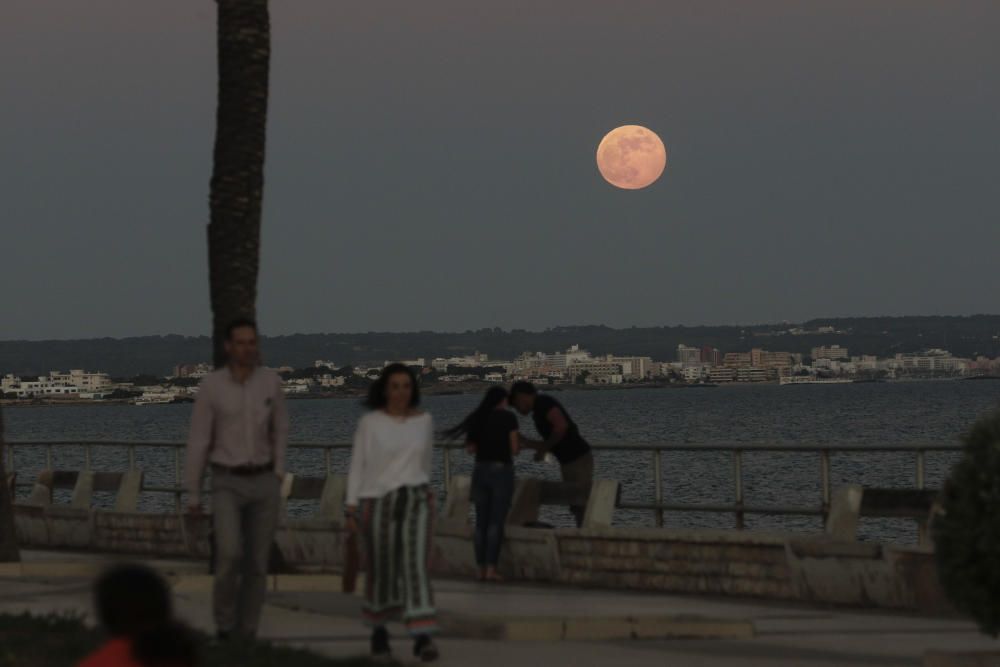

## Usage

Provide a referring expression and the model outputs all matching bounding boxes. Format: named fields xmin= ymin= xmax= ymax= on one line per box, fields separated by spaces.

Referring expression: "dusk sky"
xmin=3 ymin=1 xmax=998 ymax=340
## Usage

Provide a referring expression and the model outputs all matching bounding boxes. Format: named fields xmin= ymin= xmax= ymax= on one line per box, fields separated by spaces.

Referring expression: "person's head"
xmin=95 ymin=564 xmax=172 ymax=638
xmin=508 ymin=381 xmax=538 ymax=415
xmin=365 ymin=363 xmax=421 ymax=413
xmin=224 ymin=318 xmax=259 ymax=369
xmin=443 ymin=386 xmax=509 ymax=441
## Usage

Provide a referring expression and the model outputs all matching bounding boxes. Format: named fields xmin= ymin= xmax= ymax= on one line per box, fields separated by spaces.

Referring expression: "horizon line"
xmin=3 ymin=312 xmax=1000 ymax=344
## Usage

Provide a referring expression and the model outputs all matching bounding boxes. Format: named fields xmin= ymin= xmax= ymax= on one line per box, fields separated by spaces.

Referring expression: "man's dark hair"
xmin=364 ymin=363 xmax=421 ymax=410
xmin=225 ymin=317 xmax=258 ymax=340
xmin=509 ymin=380 xmax=538 ymax=398
xmin=95 ymin=564 xmax=172 ymax=637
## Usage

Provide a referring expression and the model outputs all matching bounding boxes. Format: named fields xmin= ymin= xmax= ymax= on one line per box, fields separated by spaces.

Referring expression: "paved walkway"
xmin=2 ymin=551 xmax=998 ymax=666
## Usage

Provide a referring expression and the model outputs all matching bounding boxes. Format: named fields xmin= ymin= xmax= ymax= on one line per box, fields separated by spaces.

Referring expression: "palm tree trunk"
xmin=208 ymin=0 xmax=270 ymax=368
xmin=0 ymin=409 xmax=20 ymax=562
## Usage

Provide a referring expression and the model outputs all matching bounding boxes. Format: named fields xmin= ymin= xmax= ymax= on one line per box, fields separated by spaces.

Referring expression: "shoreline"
xmin=1 ymin=376 xmax=992 ymax=408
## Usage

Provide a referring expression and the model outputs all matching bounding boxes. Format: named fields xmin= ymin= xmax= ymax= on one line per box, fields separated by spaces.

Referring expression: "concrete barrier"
xmin=11 ymin=502 xmax=952 ymax=615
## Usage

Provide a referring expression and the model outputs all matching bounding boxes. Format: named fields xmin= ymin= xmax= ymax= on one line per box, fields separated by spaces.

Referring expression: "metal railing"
xmin=5 ymin=439 xmax=960 ymax=529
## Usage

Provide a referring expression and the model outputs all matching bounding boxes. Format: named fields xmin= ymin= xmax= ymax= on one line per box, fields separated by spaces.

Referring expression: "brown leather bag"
xmin=343 ymin=530 xmax=360 ymax=593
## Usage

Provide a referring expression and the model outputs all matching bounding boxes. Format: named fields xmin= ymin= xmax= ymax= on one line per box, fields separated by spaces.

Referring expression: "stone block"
xmin=113 ymin=470 xmax=143 ymax=512
xmin=70 ymin=471 xmax=94 ymax=509
xmin=826 ymin=484 xmax=863 ymax=541
xmin=507 ymin=479 xmax=541 ymax=527
xmin=581 ymin=480 xmax=619 ymax=529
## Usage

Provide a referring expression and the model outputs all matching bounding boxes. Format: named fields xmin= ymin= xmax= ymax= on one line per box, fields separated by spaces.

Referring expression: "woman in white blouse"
xmin=345 ymin=363 xmax=439 ymax=662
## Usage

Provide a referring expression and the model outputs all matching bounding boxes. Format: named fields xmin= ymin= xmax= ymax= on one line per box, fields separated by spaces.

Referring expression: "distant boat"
xmin=133 ymin=395 xmax=173 ymax=406
xmin=780 ymin=376 xmax=853 ymax=386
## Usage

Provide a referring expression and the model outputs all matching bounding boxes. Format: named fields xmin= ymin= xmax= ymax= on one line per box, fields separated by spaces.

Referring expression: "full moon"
xmin=596 ymin=125 xmax=667 ymax=190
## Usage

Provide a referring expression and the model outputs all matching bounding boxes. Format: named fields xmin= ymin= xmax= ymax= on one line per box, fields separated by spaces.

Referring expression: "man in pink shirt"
xmin=184 ymin=318 xmax=289 ymax=640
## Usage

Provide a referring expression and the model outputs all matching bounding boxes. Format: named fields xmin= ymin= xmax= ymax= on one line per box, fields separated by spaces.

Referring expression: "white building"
xmin=2 ymin=375 xmax=81 ymax=398
xmin=677 ymin=345 xmax=701 ymax=366
xmin=282 ymin=379 xmax=312 ymax=394
xmin=314 ymin=360 xmax=339 ymax=369
xmin=431 ymin=353 xmax=491 ymax=372
xmin=317 ymin=375 xmax=346 ymax=388
xmin=484 ymin=372 xmax=505 ymax=383
xmin=682 ymin=366 xmax=708 ymax=382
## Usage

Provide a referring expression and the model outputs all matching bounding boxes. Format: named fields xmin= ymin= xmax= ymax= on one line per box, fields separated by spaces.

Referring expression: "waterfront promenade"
xmin=2 ymin=550 xmax=997 ymax=666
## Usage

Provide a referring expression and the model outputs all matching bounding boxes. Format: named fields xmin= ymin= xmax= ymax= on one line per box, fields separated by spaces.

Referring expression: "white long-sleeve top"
xmin=346 ymin=410 xmax=434 ymax=507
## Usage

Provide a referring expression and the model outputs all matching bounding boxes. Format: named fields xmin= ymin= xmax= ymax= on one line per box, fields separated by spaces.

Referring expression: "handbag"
xmin=342 ymin=530 xmax=360 ymax=593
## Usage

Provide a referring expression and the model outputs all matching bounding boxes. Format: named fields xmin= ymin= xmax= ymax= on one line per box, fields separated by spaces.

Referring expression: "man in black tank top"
xmin=509 ymin=381 xmax=594 ymax=527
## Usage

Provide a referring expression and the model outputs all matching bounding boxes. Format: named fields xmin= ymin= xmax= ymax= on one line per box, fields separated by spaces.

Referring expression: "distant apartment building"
xmin=812 ymin=345 xmax=849 ymax=361
xmin=681 ymin=366 xmax=708 ymax=382
xmin=677 ymin=345 xmax=701 ymax=366
xmin=47 ymin=369 xmax=112 ymax=391
xmin=701 ymin=346 xmax=721 ymax=366
xmin=549 ymin=345 xmax=593 ymax=370
xmin=431 ymin=353 xmax=491 ymax=372
xmin=282 ymin=379 xmax=311 ymax=395
xmin=736 ymin=367 xmax=769 ymax=383
xmin=709 ymin=367 xmax=736 ymax=383
xmin=317 ymin=375 xmax=346 ymax=388
xmin=891 ymin=349 xmax=969 ymax=374
xmin=568 ymin=359 xmax=625 ymax=382
xmin=2 ymin=375 xmax=80 ymax=398
xmin=602 ymin=355 xmax=654 ymax=379
xmin=173 ymin=363 xmax=212 ymax=379
xmin=753 ymin=349 xmax=796 ymax=377
xmin=387 ymin=358 xmax=426 ymax=368
xmin=969 ymin=356 xmax=1000 ymax=376
xmin=722 ymin=349 xmax=794 ymax=379
xmin=314 ymin=359 xmax=338 ymax=369
xmin=723 ymin=352 xmax=752 ymax=368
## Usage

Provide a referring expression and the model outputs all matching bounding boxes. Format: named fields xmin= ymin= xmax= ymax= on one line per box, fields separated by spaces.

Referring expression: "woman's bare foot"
xmin=476 ymin=568 xmax=487 ymax=582
xmin=485 ymin=567 xmax=503 ymax=582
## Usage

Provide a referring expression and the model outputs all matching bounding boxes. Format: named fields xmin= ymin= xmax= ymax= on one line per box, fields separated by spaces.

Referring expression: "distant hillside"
xmin=2 ymin=315 xmax=999 ymax=377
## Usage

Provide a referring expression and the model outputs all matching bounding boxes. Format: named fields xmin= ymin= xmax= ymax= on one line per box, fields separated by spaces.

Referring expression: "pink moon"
xmin=596 ymin=125 xmax=667 ymax=190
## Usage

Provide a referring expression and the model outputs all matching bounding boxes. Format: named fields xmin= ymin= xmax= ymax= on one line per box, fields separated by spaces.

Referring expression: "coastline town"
xmin=3 ymin=338 xmax=1000 ymax=406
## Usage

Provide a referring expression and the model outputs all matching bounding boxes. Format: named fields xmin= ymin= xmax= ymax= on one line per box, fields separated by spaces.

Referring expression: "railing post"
xmin=85 ymin=444 xmax=92 ymax=470
xmin=820 ymin=449 xmax=831 ymax=515
xmin=7 ymin=444 xmax=13 ymax=473
xmin=915 ymin=450 xmax=926 ymax=490
xmin=128 ymin=444 xmax=135 ymax=470
xmin=442 ymin=446 xmax=452 ymax=494
xmin=324 ymin=447 xmax=332 ymax=475
xmin=174 ymin=447 xmax=182 ymax=513
xmin=653 ymin=449 xmax=664 ymax=528
xmin=733 ymin=449 xmax=744 ymax=529
xmin=916 ymin=448 xmax=928 ymax=546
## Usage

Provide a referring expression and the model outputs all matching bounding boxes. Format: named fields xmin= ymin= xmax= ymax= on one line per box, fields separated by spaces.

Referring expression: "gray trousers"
xmin=211 ymin=469 xmax=280 ymax=636
xmin=560 ymin=452 xmax=594 ymax=528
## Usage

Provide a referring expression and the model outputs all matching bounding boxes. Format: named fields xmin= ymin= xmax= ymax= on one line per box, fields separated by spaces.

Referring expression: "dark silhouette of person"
xmin=78 ymin=564 xmax=196 ymax=667
xmin=509 ymin=381 xmax=593 ymax=527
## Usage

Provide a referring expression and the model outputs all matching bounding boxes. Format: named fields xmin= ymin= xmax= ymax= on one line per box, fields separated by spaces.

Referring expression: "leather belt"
xmin=212 ymin=461 xmax=274 ymax=476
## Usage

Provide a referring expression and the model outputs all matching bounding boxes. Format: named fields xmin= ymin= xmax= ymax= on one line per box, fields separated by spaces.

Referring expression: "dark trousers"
xmin=471 ymin=462 xmax=515 ymax=567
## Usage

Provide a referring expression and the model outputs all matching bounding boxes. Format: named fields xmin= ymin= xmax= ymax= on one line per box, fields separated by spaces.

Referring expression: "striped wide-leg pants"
xmin=361 ymin=484 xmax=437 ymax=635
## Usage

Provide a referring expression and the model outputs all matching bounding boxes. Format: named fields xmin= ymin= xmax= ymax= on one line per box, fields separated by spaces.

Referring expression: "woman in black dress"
xmin=444 ymin=386 xmax=521 ymax=581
